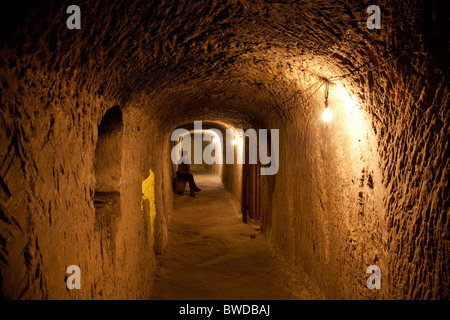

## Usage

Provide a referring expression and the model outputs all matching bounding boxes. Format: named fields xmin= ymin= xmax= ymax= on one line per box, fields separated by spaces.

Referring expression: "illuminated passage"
xmin=0 ymin=1 xmax=447 ymax=300
xmin=151 ymin=174 xmax=323 ymax=300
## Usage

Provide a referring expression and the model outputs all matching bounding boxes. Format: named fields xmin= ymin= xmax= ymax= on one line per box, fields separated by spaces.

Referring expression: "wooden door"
xmin=241 ymin=143 xmax=262 ymax=226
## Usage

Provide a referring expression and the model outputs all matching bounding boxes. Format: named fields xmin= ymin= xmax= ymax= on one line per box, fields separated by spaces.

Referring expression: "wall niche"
xmin=94 ymin=105 xmax=123 ymax=275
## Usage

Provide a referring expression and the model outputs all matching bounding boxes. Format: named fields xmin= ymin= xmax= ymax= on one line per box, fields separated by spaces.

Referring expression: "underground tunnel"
xmin=0 ymin=0 xmax=448 ymax=301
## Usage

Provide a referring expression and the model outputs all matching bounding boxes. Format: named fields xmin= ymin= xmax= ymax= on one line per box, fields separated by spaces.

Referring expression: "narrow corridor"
xmin=1 ymin=1 xmax=448 ymax=301
xmin=151 ymin=174 xmax=322 ymax=300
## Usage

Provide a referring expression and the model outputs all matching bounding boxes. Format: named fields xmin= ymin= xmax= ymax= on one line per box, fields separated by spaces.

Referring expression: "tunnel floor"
xmin=151 ymin=174 xmax=323 ymax=300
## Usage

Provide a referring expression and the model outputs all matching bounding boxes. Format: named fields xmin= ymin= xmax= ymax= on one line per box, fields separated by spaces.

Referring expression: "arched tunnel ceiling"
xmin=0 ymin=0 xmax=448 ymax=301
xmin=0 ymin=0 xmax=444 ymax=129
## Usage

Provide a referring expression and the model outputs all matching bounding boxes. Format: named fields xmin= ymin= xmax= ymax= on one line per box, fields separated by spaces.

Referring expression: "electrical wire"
xmin=284 ymin=31 xmax=443 ymax=111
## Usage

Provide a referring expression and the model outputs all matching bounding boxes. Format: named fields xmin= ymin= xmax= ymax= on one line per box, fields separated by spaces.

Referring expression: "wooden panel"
xmin=241 ymin=141 xmax=262 ymax=227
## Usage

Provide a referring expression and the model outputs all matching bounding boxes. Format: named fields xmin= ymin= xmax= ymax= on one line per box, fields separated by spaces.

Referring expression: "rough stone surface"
xmin=0 ymin=0 xmax=448 ymax=299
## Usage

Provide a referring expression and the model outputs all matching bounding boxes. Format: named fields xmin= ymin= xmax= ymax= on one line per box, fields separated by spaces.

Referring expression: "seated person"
xmin=176 ymin=151 xmax=201 ymax=197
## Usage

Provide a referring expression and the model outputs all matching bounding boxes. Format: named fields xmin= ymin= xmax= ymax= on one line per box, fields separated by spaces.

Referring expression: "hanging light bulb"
xmin=322 ymin=81 xmax=332 ymax=122
xmin=322 ymin=107 xmax=333 ymax=122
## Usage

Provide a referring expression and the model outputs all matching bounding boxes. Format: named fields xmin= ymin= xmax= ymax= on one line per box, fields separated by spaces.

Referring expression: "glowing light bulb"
xmin=232 ymin=138 xmax=237 ymax=145
xmin=322 ymin=107 xmax=333 ymax=122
